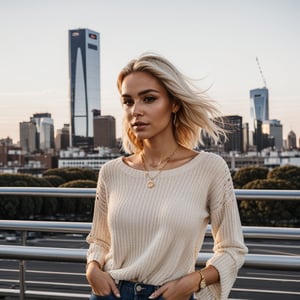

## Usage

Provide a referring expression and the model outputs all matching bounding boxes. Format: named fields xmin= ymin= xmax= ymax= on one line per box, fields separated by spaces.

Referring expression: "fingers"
xmin=110 ymin=281 xmax=121 ymax=298
xmin=149 ymin=286 xmax=167 ymax=299
xmin=87 ymin=268 xmax=121 ymax=298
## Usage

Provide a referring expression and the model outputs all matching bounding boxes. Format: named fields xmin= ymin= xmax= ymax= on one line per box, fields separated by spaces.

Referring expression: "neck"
xmin=141 ymin=143 xmax=179 ymax=170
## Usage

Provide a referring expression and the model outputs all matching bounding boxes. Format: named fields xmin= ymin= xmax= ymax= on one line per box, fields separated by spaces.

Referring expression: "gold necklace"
xmin=141 ymin=146 xmax=179 ymax=188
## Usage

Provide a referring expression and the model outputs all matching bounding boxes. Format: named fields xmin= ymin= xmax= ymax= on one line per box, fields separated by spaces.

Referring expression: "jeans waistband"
xmin=118 ymin=280 xmax=160 ymax=296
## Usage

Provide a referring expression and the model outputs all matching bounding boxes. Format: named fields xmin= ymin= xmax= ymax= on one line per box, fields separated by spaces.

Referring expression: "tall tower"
xmin=250 ymin=87 xmax=269 ymax=125
xmin=69 ymin=28 xmax=100 ymax=148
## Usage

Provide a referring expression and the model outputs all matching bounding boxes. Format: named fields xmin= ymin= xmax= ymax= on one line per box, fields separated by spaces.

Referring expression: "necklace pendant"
xmin=147 ymin=180 xmax=155 ymax=188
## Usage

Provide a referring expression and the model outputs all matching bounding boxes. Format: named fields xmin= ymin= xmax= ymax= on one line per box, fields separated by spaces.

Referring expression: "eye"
xmin=143 ymin=96 xmax=156 ymax=103
xmin=122 ymin=98 xmax=134 ymax=106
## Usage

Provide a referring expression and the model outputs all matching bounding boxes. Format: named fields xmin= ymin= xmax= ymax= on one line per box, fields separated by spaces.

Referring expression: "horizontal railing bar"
xmin=1 ymin=220 xmax=299 ymax=240
xmin=196 ymin=253 xmax=300 ymax=270
xmin=0 ymin=288 xmax=90 ymax=299
xmin=208 ymin=225 xmax=300 ymax=240
xmin=0 ymin=187 xmax=300 ymax=200
xmin=0 ymin=245 xmax=299 ymax=270
xmin=0 ymin=245 xmax=86 ymax=262
xmin=0 ymin=220 xmax=91 ymax=234
xmin=235 ymin=189 xmax=300 ymax=200
xmin=0 ymin=187 xmax=96 ymax=198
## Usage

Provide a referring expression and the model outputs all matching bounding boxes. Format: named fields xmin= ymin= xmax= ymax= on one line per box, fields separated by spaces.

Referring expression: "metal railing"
xmin=1 ymin=186 xmax=300 ymax=200
xmin=0 ymin=187 xmax=300 ymax=299
xmin=0 ymin=223 xmax=299 ymax=268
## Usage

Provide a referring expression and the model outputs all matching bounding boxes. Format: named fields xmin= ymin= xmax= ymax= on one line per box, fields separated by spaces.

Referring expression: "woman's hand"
xmin=149 ymin=272 xmax=199 ymax=300
xmin=86 ymin=262 xmax=120 ymax=298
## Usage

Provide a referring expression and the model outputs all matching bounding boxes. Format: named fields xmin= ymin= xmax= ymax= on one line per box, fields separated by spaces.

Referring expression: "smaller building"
xmin=20 ymin=113 xmax=55 ymax=153
xmin=19 ymin=121 xmax=37 ymax=153
xmin=94 ymin=115 xmax=116 ymax=148
xmin=222 ymin=115 xmax=243 ymax=153
xmin=262 ymin=119 xmax=283 ymax=150
xmin=55 ymin=124 xmax=70 ymax=151
xmin=0 ymin=141 xmax=23 ymax=171
xmin=58 ymin=147 xmax=120 ymax=170
xmin=263 ymin=150 xmax=300 ymax=168
xmin=287 ymin=130 xmax=297 ymax=149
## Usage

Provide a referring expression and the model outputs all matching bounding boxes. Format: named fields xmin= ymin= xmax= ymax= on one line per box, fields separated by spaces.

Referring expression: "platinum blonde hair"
xmin=117 ymin=53 xmax=225 ymax=154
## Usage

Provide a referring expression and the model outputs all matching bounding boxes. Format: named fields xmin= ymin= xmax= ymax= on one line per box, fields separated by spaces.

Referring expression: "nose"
xmin=132 ymin=102 xmax=144 ymax=117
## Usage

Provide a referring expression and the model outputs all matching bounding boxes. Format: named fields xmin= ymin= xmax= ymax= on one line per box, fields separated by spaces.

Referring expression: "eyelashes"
xmin=122 ymin=96 xmax=157 ymax=106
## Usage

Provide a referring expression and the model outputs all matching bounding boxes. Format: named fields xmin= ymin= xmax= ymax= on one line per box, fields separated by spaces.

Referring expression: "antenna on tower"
xmin=256 ymin=57 xmax=267 ymax=87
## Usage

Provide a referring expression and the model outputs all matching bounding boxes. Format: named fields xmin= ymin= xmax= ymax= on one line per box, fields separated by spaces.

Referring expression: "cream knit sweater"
xmin=86 ymin=152 xmax=247 ymax=299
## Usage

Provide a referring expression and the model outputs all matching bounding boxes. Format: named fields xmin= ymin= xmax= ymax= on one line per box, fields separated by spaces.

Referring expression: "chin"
xmin=135 ymin=134 xmax=151 ymax=141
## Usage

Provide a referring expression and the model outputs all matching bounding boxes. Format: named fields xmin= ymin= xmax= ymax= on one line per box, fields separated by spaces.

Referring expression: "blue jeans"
xmin=89 ymin=280 xmax=194 ymax=300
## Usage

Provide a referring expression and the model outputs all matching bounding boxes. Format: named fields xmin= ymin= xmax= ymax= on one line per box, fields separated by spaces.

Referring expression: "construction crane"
xmin=256 ymin=56 xmax=267 ymax=87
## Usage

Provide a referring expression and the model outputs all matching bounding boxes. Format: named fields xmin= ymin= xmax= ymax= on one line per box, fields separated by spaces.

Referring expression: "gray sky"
xmin=0 ymin=0 xmax=299 ymax=143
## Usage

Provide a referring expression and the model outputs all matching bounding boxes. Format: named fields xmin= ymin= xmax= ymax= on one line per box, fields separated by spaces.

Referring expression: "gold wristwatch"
xmin=198 ymin=270 xmax=207 ymax=290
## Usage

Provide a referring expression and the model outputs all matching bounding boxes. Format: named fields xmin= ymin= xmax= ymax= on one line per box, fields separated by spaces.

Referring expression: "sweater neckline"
xmin=118 ymin=152 xmax=203 ymax=177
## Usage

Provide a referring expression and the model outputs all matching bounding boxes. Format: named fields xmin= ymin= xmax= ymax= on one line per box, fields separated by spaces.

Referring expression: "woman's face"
xmin=121 ymin=71 xmax=176 ymax=142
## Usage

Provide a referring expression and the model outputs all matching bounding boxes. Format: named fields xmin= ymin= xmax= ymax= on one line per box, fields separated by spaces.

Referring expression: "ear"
xmin=172 ymin=102 xmax=180 ymax=113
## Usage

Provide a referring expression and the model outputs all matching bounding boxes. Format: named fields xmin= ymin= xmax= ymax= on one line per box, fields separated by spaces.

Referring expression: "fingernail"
xmin=116 ymin=292 xmax=121 ymax=298
xmin=148 ymin=295 xmax=155 ymax=299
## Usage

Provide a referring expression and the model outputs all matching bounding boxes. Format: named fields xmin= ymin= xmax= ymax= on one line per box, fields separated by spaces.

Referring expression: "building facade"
xmin=31 ymin=113 xmax=55 ymax=151
xmin=222 ymin=115 xmax=243 ymax=153
xmin=20 ymin=113 xmax=55 ymax=153
xmin=55 ymin=124 xmax=70 ymax=151
xmin=262 ymin=119 xmax=283 ymax=150
xmin=19 ymin=121 xmax=37 ymax=153
xmin=94 ymin=115 xmax=116 ymax=148
xmin=287 ymin=130 xmax=297 ymax=149
xmin=250 ymin=88 xmax=269 ymax=129
xmin=69 ymin=28 xmax=100 ymax=148
xmin=39 ymin=117 xmax=55 ymax=151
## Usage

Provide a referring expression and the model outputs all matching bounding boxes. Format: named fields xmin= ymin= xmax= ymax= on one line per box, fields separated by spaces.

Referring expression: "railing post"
xmin=19 ymin=231 xmax=27 ymax=300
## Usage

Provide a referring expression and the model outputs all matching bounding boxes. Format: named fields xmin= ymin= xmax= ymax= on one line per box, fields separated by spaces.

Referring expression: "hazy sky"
xmin=0 ymin=0 xmax=299 ymax=143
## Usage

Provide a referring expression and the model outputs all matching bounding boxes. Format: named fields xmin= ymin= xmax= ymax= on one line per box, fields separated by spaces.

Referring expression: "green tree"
xmin=58 ymin=179 xmax=96 ymax=221
xmin=43 ymin=175 xmax=66 ymax=187
xmin=239 ymin=179 xmax=299 ymax=227
xmin=232 ymin=166 xmax=269 ymax=188
xmin=0 ymin=174 xmax=52 ymax=219
xmin=268 ymin=165 xmax=300 ymax=189
xmin=43 ymin=168 xmax=97 ymax=182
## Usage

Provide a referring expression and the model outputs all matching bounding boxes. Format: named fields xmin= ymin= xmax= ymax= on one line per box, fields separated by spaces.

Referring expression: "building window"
xmin=88 ymin=43 xmax=97 ymax=50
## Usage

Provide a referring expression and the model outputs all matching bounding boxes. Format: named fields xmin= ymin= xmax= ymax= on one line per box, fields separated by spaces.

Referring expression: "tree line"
xmin=0 ymin=165 xmax=299 ymax=227
xmin=232 ymin=165 xmax=300 ymax=227
xmin=0 ymin=168 xmax=98 ymax=221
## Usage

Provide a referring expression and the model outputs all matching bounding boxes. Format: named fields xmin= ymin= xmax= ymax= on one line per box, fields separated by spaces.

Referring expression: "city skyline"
xmin=0 ymin=0 xmax=299 ymax=144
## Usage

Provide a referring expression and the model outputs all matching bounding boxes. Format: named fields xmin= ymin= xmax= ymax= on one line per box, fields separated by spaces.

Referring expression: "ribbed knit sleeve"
xmin=86 ymin=166 xmax=111 ymax=268
xmin=195 ymin=155 xmax=248 ymax=300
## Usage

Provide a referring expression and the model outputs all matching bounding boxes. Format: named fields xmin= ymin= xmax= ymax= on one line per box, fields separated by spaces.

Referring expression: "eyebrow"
xmin=121 ymin=89 xmax=160 ymax=98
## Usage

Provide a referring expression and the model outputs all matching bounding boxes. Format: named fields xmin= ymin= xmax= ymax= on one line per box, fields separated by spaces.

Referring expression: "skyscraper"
xmin=31 ymin=113 xmax=55 ymax=151
xmin=19 ymin=121 xmax=37 ymax=153
xmin=250 ymin=87 xmax=269 ymax=126
xmin=69 ymin=28 xmax=100 ymax=148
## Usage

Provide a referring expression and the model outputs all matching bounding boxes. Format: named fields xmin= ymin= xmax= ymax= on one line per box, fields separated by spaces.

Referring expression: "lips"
xmin=131 ymin=121 xmax=148 ymax=129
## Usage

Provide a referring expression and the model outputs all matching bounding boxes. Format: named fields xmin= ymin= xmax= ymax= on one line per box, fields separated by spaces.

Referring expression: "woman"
xmin=86 ymin=53 xmax=248 ymax=300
